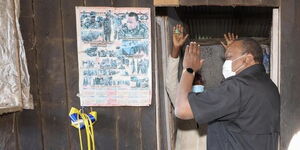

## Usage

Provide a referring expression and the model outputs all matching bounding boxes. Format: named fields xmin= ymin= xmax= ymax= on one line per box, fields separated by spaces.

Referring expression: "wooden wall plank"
xmin=85 ymin=0 xmax=112 ymax=6
xmin=113 ymin=1 xmax=142 ymax=148
xmin=280 ymin=0 xmax=300 ymax=150
xmin=117 ymin=108 xmax=141 ymax=150
xmin=82 ymin=1 xmax=119 ymax=150
xmin=113 ymin=0 xmax=138 ymax=7
xmin=261 ymin=0 xmax=279 ymax=7
xmin=180 ymin=0 xmax=279 ymax=6
xmin=16 ymin=1 xmax=159 ymax=150
xmin=60 ymin=1 xmax=85 ymax=150
xmin=180 ymin=0 xmax=208 ymax=6
xmin=154 ymin=0 xmax=179 ymax=6
xmin=155 ymin=21 xmax=168 ymax=150
xmin=0 ymin=113 xmax=18 ymax=150
xmin=16 ymin=110 xmax=43 ymax=150
xmin=17 ymin=0 xmax=44 ymax=149
xmin=34 ymin=0 xmax=70 ymax=149
xmin=232 ymin=0 xmax=261 ymax=6
xmin=208 ymin=0 xmax=232 ymax=6
xmin=138 ymin=1 xmax=158 ymax=150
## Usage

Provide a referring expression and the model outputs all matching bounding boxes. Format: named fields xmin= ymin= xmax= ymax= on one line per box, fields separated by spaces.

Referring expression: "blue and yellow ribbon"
xmin=69 ymin=107 xmax=97 ymax=150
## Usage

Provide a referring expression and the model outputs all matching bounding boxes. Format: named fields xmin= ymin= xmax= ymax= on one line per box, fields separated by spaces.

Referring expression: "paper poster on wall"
xmin=75 ymin=7 xmax=152 ymax=106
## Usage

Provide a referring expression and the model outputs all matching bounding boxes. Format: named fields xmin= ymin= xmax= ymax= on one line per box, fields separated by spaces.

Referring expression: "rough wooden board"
xmin=60 ymin=0 xmax=85 ymax=150
xmin=19 ymin=0 xmax=33 ymax=17
xmin=208 ymin=0 xmax=232 ymax=6
xmin=16 ymin=110 xmax=43 ymax=150
xmin=180 ymin=0 xmax=279 ymax=6
xmin=117 ymin=108 xmax=142 ymax=150
xmin=34 ymin=0 xmax=70 ymax=149
xmin=280 ymin=0 xmax=300 ymax=150
xmin=156 ymin=23 xmax=168 ymax=150
xmin=93 ymin=107 xmax=118 ymax=150
xmin=19 ymin=19 xmax=38 ymax=100
xmin=107 ymin=1 xmax=147 ymax=150
xmin=230 ymin=0 xmax=261 ymax=6
xmin=82 ymin=1 xmax=119 ymax=150
xmin=113 ymin=2 xmax=143 ymax=149
xmin=18 ymin=0 xmax=39 ymax=110
xmin=0 ymin=107 xmax=22 ymax=115
xmin=113 ymin=0 xmax=139 ymax=6
xmin=0 ymin=1 xmax=161 ymax=150
xmin=113 ymin=1 xmax=155 ymax=150
xmin=180 ymin=0 xmax=208 ymax=6
xmin=154 ymin=0 xmax=179 ymax=6
xmin=261 ymin=0 xmax=279 ymax=6
xmin=141 ymin=104 xmax=157 ymax=150
xmin=85 ymin=0 xmax=112 ymax=6
xmin=138 ymin=1 xmax=157 ymax=150
xmin=0 ymin=113 xmax=17 ymax=150
xmin=17 ymin=0 xmax=44 ymax=149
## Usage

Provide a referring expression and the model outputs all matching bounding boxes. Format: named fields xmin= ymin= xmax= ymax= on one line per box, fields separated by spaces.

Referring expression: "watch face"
xmin=186 ymin=68 xmax=194 ymax=73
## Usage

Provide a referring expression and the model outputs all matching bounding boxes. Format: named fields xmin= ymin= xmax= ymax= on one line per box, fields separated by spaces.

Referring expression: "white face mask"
xmin=222 ymin=55 xmax=246 ymax=79
xmin=192 ymin=85 xmax=204 ymax=93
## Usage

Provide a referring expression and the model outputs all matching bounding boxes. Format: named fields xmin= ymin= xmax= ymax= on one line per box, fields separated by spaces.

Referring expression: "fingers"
xmin=173 ymin=25 xmax=179 ymax=34
xmin=230 ymin=33 xmax=234 ymax=41
xmin=184 ymin=42 xmax=203 ymax=71
xmin=183 ymin=34 xmax=189 ymax=42
xmin=173 ymin=24 xmax=185 ymax=34
xmin=224 ymin=33 xmax=229 ymax=42
xmin=224 ymin=32 xmax=238 ymax=45
xmin=187 ymin=42 xmax=200 ymax=56
xmin=229 ymin=33 xmax=238 ymax=40
xmin=190 ymin=42 xmax=196 ymax=54
xmin=225 ymin=32 xmax=235 ymax=41
xmin=196 ymin=44 xmax=201 ymax=58
xmin=221 ymin=41 xmax=226 ymax=48
xmin=227 ymin=33 xmax=233 ymax=41
xmin=199 ymin=59 xmax=205 ymax=68
xmin=184 ymin=45 xmax=189 ymax=57
xmin=179 ymin=24 xmax=183 ymax=33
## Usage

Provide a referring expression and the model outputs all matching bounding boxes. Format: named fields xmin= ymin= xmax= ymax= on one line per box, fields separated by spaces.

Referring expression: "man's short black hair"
xmin=235 ymin=37 xmax=263 ymax=64
xmin=128 ymin=12 xmax=139 ymax=21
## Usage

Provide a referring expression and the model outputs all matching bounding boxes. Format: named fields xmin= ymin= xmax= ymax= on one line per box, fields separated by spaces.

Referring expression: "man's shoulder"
xmin=221 ymin=76 xmax=248 ymax=87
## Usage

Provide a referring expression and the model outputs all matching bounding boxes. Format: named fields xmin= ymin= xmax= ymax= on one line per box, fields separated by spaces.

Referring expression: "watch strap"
xmin=183 ymin=68 xmax=195 ymax=76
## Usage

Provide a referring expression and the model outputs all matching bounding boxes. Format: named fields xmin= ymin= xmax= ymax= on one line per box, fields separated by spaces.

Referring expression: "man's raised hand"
xmin=221 ymin=33 xmax=238 ymax=49
xmin=183 ymin=42 xmax=204 ymax=72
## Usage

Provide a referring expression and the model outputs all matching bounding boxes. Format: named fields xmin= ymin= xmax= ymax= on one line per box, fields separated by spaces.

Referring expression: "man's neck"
xmin=236 ymin=62 xmax=258 ymax=74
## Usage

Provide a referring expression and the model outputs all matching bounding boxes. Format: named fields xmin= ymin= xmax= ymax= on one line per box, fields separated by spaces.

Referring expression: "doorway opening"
xmin=155 ymin=6 xmax=280 ymax=150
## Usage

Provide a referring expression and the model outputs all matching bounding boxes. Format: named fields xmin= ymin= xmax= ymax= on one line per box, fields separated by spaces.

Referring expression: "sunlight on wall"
xmin=288 ymin=131 xmax=300 ymax=150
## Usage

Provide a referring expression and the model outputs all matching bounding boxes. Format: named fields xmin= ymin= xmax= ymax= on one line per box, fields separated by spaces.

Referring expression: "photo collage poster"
xmin=76 ymin=7 xmax=152 ymax=106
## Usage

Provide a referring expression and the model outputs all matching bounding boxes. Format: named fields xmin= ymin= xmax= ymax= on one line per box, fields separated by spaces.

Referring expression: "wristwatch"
xmin=183 ymin=68 xmax=195 ymax=76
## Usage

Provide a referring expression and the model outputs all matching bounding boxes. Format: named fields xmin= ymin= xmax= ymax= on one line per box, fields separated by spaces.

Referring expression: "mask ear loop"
xmin=232 ymin=54 xmax=247 ymax=73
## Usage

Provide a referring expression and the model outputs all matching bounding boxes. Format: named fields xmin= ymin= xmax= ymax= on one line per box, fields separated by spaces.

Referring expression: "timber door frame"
xmin=271 ymin=8 xmax=281 ymax=90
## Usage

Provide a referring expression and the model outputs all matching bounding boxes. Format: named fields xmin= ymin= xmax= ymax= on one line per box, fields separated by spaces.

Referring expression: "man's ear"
xmin=245 ymin=54 xmax=254 ymax=64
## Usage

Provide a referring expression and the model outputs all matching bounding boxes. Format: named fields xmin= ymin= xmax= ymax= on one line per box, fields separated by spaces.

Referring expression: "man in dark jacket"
xmin=175 ymin=37 xmax=280 ymax=150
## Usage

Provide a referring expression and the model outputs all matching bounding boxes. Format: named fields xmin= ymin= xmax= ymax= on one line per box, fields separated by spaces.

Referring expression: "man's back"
xmin=188 ymin=64 xmax=280 ymax=150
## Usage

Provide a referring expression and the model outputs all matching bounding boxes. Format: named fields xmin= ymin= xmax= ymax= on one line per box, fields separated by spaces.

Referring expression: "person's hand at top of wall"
xmin=221 ymin=33 xmax=238 ymax=50
xmin=183 ymin=42 xmax=205 ymax=73
xmin=172 ymin=24 xmax=189 ymax=58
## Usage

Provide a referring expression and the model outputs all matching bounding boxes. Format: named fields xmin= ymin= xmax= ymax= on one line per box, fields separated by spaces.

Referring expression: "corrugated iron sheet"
xmin=174 ymin=6 xmax=273 ymax=39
